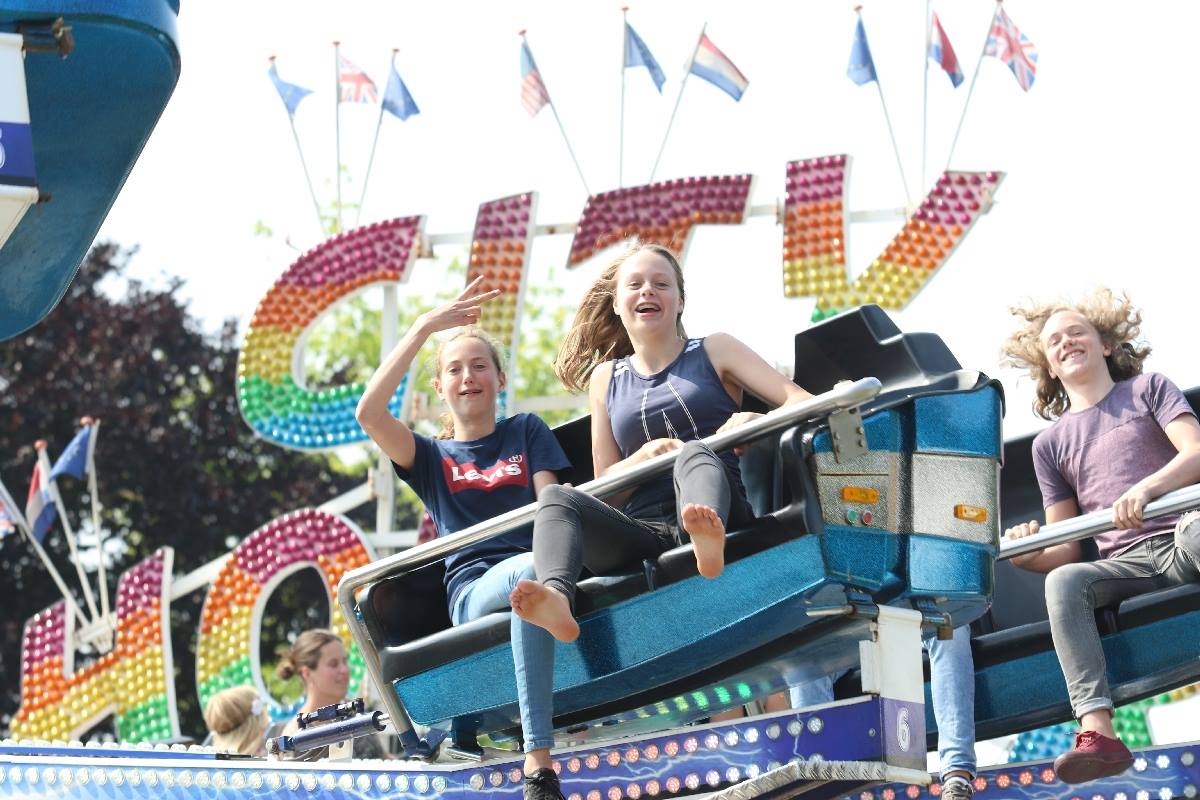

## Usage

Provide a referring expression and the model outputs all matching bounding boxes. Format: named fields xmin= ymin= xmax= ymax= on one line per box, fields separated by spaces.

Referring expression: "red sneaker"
xmin=1054 ymin=730 xmax=1134 ymax=784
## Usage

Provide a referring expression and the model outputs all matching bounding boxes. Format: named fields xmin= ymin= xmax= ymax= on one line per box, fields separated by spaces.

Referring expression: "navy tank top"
xmin=607 ymin=337 xmax=747 ymax=513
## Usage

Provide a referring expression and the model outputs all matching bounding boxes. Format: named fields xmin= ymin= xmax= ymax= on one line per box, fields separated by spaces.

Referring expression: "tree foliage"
xmin=0 ymin=237 xmax=581 ymax=740
xmin=0 ymin=244 xmax=359 ymax=737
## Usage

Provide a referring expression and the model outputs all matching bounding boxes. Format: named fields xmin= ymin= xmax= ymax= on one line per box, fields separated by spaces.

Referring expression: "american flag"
xmin=520 ymin=40 xmax=551 ymax=117
xmin=338 ymin=55 xmax=378 ymax=104
xmin=984 ymin=6 xmax=1037 ymax=92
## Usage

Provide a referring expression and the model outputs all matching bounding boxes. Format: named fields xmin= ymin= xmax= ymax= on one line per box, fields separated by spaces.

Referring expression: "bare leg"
xmin=511 ymin=580 xmax=580 ymax=643
xmin=1080 ymin=709 xmax=1117 ymax=738
xmin=709 ymin=707 xmax=744 ymax=722
xmin=680 ymin=503 xmax=726 ymax=578
xmin=525 ymin=748 xmax=553 ymax=776
xmin=764 ymin=692 xmax=791 ymax=713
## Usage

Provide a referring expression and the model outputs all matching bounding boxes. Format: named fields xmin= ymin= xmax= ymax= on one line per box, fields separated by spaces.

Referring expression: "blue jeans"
xmin=790 ymin=625 xmax=976 ymax=776
xmin=451 ymin=553 xmax=555 ymax=753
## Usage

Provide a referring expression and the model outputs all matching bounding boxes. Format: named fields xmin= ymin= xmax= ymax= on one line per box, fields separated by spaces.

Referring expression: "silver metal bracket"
xmin=828 ymin=403 xmax=867 ymax=464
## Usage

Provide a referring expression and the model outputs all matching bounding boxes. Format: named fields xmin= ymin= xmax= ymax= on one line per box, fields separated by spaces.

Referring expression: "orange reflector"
xmin=841 ymin=486 xmax=879 ymax=504
xmin=954 ymin=504 xmax=988 ymax=522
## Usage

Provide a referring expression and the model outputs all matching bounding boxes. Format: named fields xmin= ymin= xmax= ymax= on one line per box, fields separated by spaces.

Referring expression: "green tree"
xmin=0 ymin=244 xmax=361 ymax=738
xmin=301 ymin=256 xmax=584 ymax=531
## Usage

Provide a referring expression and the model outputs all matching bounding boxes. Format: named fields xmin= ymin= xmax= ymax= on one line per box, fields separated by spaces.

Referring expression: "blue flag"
xmin=268 ymin=61 xmax=313 ymax=116
xmin=847 ymin=17 xmax=878 ymax=86
xmin=51 ymin=425 xmax=92 ymax=482
xmin=382 ymin=61 xmax=420 ymax=121
xmin=624 ymin=22 xmax=666 ymax=93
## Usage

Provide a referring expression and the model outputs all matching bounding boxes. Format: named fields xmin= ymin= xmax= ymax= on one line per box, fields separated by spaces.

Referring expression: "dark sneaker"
xmin=524 ymin=768 xmax=566 ymax=800
xmin=940 ymin=775 xmax=974 ymax=800
xmin=1054 ymin=730 xmax=1134 ymax=784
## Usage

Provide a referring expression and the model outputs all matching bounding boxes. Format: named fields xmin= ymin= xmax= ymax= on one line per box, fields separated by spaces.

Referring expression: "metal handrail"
xmin=336 ymin=377 xmax=882 ymax=746
xmin=999 ymin=483 xmax=1200 ymax=560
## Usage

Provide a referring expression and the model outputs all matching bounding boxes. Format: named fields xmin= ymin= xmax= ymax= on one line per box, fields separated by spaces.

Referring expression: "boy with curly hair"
xmin=1003 ymin=288 xmax=1200 ymax=784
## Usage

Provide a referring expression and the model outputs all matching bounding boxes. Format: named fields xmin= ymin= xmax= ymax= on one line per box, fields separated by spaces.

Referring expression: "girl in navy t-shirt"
xmin=357 ymin=278 xmax=571 ymax=800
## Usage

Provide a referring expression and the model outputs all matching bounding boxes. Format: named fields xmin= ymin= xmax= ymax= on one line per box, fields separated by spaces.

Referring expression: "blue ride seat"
xmin=820 ymin=386 xmax=1200 ymax=746
xmin=356 ymin=305 xmax=1003 ymax=748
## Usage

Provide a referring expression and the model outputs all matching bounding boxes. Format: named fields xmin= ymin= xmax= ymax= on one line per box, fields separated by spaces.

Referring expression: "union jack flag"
xmin=338 ymin=55 xmax=378 ymax=104
xmin=984 ymin=6 xmax=1037 ymax=92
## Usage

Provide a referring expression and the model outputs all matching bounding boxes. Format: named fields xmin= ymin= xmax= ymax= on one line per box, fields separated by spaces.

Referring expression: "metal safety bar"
xmin=336 ymin=377 xmax=882 ymax=749
xmin=999 ymin=483 xmax=1200 ymax=560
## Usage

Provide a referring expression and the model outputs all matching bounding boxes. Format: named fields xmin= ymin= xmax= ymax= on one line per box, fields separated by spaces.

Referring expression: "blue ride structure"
xmin=340 ymin=304 xmax=1004 ymax=760
xmin=0 ymin=0 xmax=179 ymax=339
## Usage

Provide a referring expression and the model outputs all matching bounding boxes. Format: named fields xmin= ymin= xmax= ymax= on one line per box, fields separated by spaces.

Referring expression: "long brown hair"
xmin=275 ymin=628 xmax=341 ymax=682
xmin=431 ymin=327 xmax=506 ymax=439
xmin=554 ymin=242 xmax=687 ymax=393
xmin=1001 ymin=287 xmax=1151 ymax=420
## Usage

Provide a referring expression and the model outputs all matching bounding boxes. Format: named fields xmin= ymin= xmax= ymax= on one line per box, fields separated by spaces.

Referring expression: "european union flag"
xmin=268 ymin=61 xmax=313 ymax=116
xmin=51 ymin=425 xmax=91 ymax=482
xmin=383 ymin=61 xmax=420 ymax=121
xmin=847 ymin=17 xmax=878 ymax=86
xmin=624 ymin=22 xmax=666 ymax=93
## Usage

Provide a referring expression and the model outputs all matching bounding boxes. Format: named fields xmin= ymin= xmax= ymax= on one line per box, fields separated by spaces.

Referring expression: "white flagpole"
xmin=856 ymin=7 xmax=912 ymax=208
xmin=334 ymin=41 xmax=344 ymax=233
xmin=1 ymin=478 xmax=88 ymax=627
xmin=944 ymin=2 xmax=998 ymax=172
xmin=269 ymin=56 xmax=324 ymax=237
xmin=356 ymin=48 xmax=395 ymax=227
xmin=649 ymin=23 xmax=704 ymax=183
xmin=921 ymin=1 xmax=932 ymax=193
xmin=522 ymin=31 xmax=591 ymax=196
xmin=22 ymin=528 xmax=90 ymax=628
xmin=82 ymin=418 xmax=110 ymax=623
xmin=37 ymin=442 xmax=101 ymax=622
xmin=620 ymin=7 xmax=629 ymax=188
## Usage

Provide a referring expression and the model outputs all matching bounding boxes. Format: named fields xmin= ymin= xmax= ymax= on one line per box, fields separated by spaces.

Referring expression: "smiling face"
xmin=300 ymin=640 xmax=350 ymax=706
xmin=1040 ymin=309 xmax=1112 ymax=384
xmin=613 ymin=249 xmax=684 ymax=336
xmin=433 ymin=335 xmax=504 ymax=422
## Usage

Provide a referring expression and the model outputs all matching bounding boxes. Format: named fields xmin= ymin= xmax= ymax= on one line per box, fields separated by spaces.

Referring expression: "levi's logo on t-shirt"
xmin=442 ymin=453 xmax=528 ymax=493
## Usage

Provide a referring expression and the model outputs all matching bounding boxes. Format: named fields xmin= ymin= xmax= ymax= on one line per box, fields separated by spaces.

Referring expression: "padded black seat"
xmin=375 ymin=506 xmax=813 ymax=681
xmin=794 ymin=304 xmax=962 ymax=395
xmin=1114 ymin=581 xmax=1200 ymax=629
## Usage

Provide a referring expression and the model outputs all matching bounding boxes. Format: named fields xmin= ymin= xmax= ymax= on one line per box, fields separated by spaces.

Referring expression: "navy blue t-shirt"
xmin=393 ymin=414 xmax=571 ymax=612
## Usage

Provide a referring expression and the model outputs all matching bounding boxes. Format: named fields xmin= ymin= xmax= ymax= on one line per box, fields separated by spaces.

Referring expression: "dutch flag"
xmin=929 ymin=13 xmax=964 ymax=88
xmin=25 ymin=462 xmax=56 ymax=544
xmin=689 ymin=34 xmax=748 ymax=102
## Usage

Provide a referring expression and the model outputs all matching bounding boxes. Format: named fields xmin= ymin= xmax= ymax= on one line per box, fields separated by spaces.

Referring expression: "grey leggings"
xmin=1045 ymin=510 xmax=1200 ymax=719
xmin=533 ymin=440 xmax=752 ymax=606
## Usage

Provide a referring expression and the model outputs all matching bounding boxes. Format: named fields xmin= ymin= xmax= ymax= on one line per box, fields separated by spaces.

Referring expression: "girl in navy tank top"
xmin=509 ymin=243 xmax=814 ymax=657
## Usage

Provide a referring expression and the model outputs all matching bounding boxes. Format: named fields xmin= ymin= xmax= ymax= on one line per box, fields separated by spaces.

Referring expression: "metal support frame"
xmin=999 ymin=484 xmax=1200 ymax=560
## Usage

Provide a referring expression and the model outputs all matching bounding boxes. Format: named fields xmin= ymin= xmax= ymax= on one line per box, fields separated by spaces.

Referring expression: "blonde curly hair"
xmin=1001 ymin=287 xmax=1151 ymax=420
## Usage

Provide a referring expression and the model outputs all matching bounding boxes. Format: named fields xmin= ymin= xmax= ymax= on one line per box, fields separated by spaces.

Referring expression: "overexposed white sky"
xmin=97 ymin=0 xmax=1200 ymax=440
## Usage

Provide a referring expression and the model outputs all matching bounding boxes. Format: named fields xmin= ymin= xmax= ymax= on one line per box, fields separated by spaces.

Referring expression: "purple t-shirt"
xmin=1032 ymin=372 xmax=1196 ymax=558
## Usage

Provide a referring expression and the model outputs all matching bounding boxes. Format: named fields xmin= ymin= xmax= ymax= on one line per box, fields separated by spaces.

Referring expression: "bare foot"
xmin=681 ymin=503 xmax=726 ymax=578
xmin=510 ymin=579 xmax=580 ymax=642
